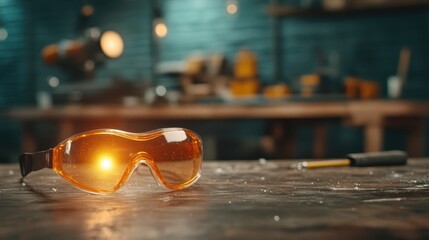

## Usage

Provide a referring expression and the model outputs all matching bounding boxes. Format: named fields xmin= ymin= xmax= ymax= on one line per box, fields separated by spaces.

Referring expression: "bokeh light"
xmin=48 ymin=76 xmax=60 ymax=88
xmin=0 ymin=28 xmax=8 ymax=41
xmin=100 ymin=31 xmax=124 ymax=58
xmin=226 ymin=1 xmax=238 ymax=15
xmin=154 ymin=20 xmax=168 ymax=38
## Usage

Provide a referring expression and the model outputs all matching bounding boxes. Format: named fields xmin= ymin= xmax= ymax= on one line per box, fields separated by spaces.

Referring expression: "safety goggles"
xmin=19 ymin=128 xmax=203 ymax=194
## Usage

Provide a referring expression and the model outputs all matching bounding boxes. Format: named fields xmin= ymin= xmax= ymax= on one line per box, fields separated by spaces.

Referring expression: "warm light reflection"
xmin=100 ymin=31 xmax=124 ymax=58
xmin=82 ymin=205 xmax=121 ymax=239
xmin=154 ymin=20 xmax=168 ymax=38
xmin=164 ymin=130 xmax=187 ymax=143
xmin=100 ymin=156 xmax=114 ymax=171
xmin=226 ymin=1 xmax=238 ymax=15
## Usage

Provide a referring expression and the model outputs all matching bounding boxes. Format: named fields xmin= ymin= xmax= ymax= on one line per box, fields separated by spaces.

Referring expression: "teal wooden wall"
xmin=1 ymin=0 xmax=429 ymax=161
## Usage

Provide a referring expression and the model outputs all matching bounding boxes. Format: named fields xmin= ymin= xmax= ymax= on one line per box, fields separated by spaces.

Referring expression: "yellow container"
xmin=234 ymin=48 xmax=258 ymax=79
xmin=230 ymin=78 xmax=260 ymax=96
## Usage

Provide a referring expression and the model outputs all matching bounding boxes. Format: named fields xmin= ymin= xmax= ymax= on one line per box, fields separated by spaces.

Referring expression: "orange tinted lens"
xmin=54 ymin=128 xmax=202 ymax=193
xmin=56 ymin=134 xmax=134 ymax=193
xmin=151 ymin=129 xmax=203 ymax=188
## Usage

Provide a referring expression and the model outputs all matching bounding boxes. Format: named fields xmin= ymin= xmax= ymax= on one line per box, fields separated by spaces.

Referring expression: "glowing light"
xmin=154 ymin=20 xmax=168 ymax=38
xmin=81 ymin=4 xmax=94 ymax=17
xmin=48 ymin=76 xmax=60 ymax=88
xmin=155 ymin=85 xmax=167 ymax=96
xmin=84 ymin=60 xmax=95 ymax=71
xmin=88 ymin=28 xmax=101 ymax=39
xmin=100 ymin=31 xmax=124 ymax=58
xmin=226 ymin=1 xmax=238 ymax=15
xmin=100 ymin=156 xmax=114 ymax=171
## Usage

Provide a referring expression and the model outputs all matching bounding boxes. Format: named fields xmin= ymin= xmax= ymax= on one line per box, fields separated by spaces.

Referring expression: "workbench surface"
xmin=1 ymin=159 xmax=429 ymax=239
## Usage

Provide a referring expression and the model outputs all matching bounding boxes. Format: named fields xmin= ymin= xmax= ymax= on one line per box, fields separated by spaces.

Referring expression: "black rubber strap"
xmin=19 ymin=149 xmax=53 ymax=177
xmin=347 ymin=150 xmax=407 ymax=167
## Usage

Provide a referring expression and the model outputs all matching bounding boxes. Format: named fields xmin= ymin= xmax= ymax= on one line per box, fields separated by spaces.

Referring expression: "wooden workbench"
xmin=1 ymin=159 xmax=429 ymax=239
xmin=4 ymin=100 xmax=429 ymax=157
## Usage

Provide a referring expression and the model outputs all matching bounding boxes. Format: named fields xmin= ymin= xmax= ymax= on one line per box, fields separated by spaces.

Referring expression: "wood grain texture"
xmin=1 ymin=160 xmax=429 ymax=239
xmin=5 ymin=100 xmax=429 ymax=120
xmin=3 ymin=101 xmax=349 ymax=120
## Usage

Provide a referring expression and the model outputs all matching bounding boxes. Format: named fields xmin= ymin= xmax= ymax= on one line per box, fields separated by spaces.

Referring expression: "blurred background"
xmin=1 ymin=0 xmax=429 ymax=163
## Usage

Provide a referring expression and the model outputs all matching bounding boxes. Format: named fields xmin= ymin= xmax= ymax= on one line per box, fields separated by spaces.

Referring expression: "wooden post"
xmin=22 ymin=121 xmax=36 ymax=152
xmin=364 ymin=123 xmax=384 ymax=152
xmin=406 ymin=118 xmax=425 ymax=157
xmin=314 ymin=122 xmax=327 ymax=158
